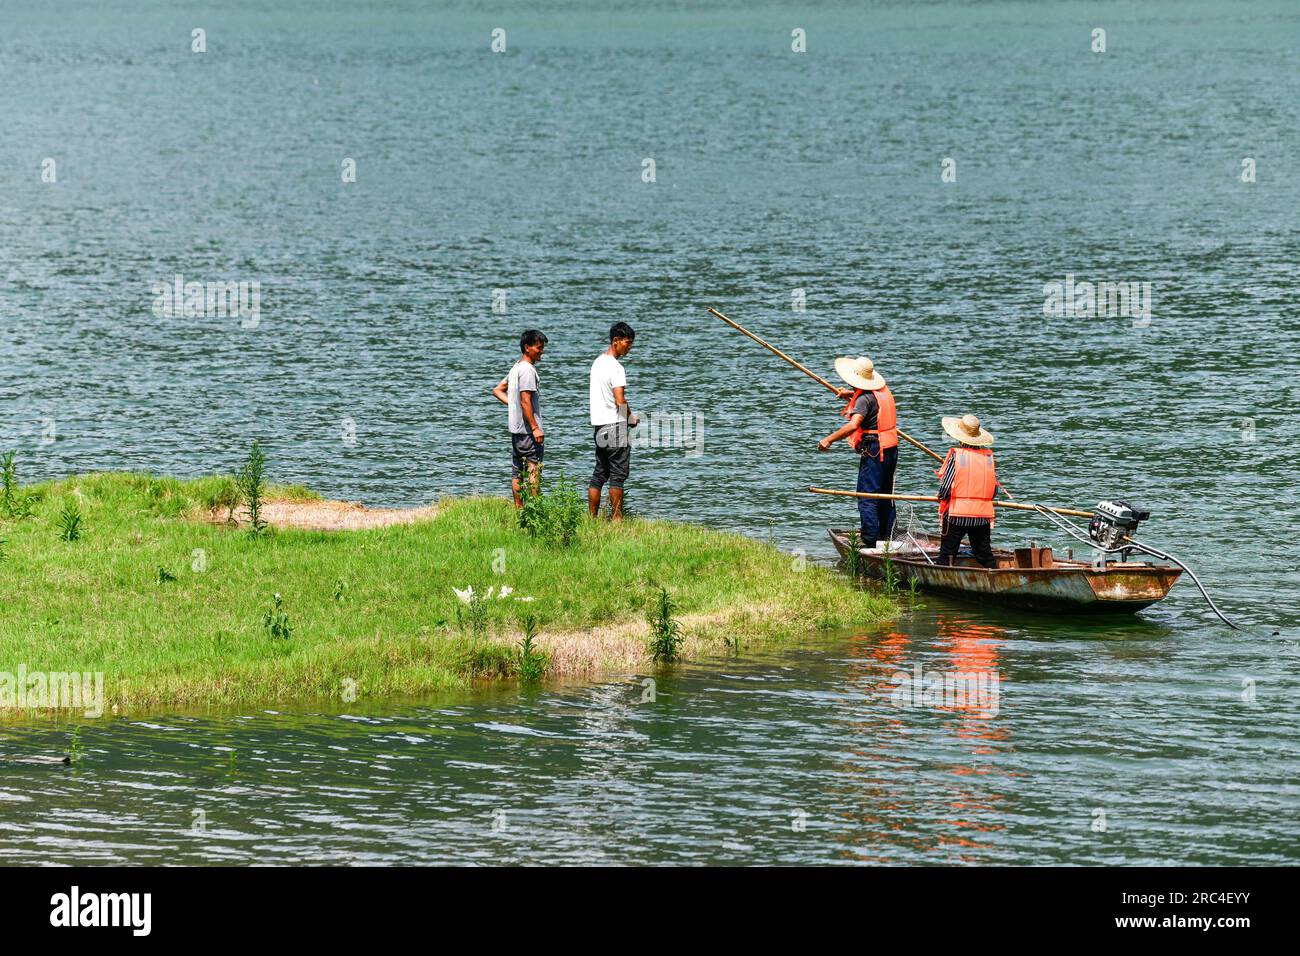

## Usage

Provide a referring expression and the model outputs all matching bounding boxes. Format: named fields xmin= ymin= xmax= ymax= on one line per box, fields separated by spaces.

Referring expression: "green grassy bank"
xmin=0 ymin=472 xmax=895 ymax=711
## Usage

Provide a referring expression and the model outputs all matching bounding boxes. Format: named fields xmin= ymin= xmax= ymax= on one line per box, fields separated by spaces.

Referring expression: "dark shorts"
xmin=511 ymin=432 xmax=543 ymax=479
xmin=590 ymin=424 xmax=630 ymax=490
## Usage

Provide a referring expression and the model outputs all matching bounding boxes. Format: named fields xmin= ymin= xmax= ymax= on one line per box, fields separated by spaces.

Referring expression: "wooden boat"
xmin=828 ymin=528 xmax=1182 ymax=613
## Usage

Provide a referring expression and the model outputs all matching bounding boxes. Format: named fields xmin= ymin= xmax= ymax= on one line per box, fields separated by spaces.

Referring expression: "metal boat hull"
xmin=828 ymin=529 xmax=1181 ymax=613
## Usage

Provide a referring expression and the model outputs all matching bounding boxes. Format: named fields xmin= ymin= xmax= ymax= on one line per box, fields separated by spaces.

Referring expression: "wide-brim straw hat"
xmin=942 ymin=413 xmax=994 ymax=446
xmin=834 ymin=356 xmax=886 ymax=391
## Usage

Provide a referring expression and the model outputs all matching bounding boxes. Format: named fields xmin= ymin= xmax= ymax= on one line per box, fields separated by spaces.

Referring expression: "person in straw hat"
xmin=935 ymin=413 xmax=999 ymax=568
xmin=818 ymin=355 xmax=899 ymax=546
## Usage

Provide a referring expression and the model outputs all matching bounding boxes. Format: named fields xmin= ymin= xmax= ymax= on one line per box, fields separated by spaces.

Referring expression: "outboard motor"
xmin=1088 ymin=500 xmax=1150 ymax=551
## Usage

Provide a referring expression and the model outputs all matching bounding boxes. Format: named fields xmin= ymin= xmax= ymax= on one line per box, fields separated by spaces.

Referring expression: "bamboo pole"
xmin=707 ymin=306 xmax=945 ymax=463
xmin=807 ymin=486 xmax=1093 ymax=519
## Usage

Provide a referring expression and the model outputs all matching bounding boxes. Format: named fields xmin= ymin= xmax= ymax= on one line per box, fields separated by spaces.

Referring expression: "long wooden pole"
xmin=707 ymin=306 xmax=945 ymax=463
xmin=808 ymin=486 xmax=1092 ymax=519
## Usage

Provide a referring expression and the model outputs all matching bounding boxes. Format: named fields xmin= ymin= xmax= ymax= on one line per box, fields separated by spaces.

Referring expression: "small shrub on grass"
xmin=519 ymin=470 xmax=584 ymax=546
xmin=0 ymin=536 xmax=7 ymax=564
xmin=550 ymin=474 xmax=584 ymax=546
xmin=236 ymin=440 xmax=268 ymax=537
xmin=880 ymin=552 xmax=899 ymax=597
xmin=516 ymin=615 xmax=549 ymax=681
xmin=454 ymin=586 xmax=489 ymax=636
xmin=263 ymin=593 xmax=293 ymax=639
xmin=906 ymin=574 xmax=923 ymax=606
xmin=647 ymin=586 xmax=684 ymax=663
xmin=156 ymin=566 xmax=177 ymax=584
xmin=518 ymin=467 xmax=546 ymax=535
xmin=57 ymin=500 xmax=84 ymax=542
xmin=333 ymin=579 xmax=348 ymax=603
xmin=1 ymin=451 xmax=16 ymax=518
xmin=1 ymin=451 xmax=35 ymax=520
xmin=840 ymin=530 xmax=865 ymax=577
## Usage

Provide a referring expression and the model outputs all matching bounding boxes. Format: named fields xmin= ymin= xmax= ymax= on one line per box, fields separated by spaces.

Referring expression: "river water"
xmin=2 ymin=601 xmax=1296 ymax=865
xmin=1 ymin=0 xmax=1298 ymax=864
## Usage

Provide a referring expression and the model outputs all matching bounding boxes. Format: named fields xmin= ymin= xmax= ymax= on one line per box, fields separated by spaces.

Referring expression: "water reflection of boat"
xmin=829 ymin=528 xmax=1181 ymax=613
xmin=830 ymin=615 xmax=1013 ymax=863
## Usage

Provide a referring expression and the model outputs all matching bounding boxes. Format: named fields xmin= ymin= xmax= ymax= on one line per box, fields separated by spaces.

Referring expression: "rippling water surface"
xmin=1 ymin=0 xmax=1298 ymax=864
xmin=3 ymin=603 xmax=1297 ymax=865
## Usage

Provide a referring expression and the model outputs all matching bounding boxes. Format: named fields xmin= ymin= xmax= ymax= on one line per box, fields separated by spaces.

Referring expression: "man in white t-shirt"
xmin=588 ymin=322 xmax=637 ymax=519
xmin=492 ymin=329 xmax=547 ymax=507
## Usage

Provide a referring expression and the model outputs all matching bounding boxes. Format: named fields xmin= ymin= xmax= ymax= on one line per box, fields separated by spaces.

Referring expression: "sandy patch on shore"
xmin=489 ymin=604 xmax=785 ymax=678
xmin=205 ymin=499 xmax=439 ymax=532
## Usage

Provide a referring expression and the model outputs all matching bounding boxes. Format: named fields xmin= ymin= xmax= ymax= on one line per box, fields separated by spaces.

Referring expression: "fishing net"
xmin=887 ymin=503 xmax=934 ymax=556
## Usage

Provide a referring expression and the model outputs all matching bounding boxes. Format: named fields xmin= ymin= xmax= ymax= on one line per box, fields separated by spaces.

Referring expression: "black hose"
xmin=1124 ymin=540 xmax=1248 ymax=631
xmin=1030 ymin=505 xmax=1274 ymax=636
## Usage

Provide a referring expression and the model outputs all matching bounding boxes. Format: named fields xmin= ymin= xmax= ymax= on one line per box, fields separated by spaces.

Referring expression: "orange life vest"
xmin=936 ymin=446 xmax=997 ymax=522
xmin=842 ymin=385 xmax=898 ymax=452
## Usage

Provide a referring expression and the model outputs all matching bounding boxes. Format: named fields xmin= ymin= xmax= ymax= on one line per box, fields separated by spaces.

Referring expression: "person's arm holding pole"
xmin=705 ymin=306 xmax=949 ymax=465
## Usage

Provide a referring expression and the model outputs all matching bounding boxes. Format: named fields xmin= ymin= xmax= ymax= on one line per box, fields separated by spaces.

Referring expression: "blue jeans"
xmin=856 ymin=446 xmax=897 ymax=543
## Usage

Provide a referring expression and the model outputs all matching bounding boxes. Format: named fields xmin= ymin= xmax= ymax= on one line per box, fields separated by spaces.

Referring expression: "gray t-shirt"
xmin=507 ymin=359 xmax=541 ymax=434
xmin=849 ymin=390 xmax=880 ymax=454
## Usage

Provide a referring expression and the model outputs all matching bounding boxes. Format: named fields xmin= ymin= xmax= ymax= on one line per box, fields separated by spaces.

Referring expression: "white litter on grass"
xmin=453 ymin=584 xmax=532 ymax=602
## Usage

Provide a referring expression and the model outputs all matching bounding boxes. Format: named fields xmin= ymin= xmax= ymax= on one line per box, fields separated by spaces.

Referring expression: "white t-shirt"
xmin=589 ymin=351 xmax=627 ymax=426
xmin=507 ymin=359 xmax=541 ymax=434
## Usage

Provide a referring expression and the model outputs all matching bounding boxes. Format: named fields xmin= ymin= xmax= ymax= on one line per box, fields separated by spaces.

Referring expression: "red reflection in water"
xmin=936 ymin=615 xmax=1009 ymax=745
xmin=827 ymin=611 xmax=1014 ymax=863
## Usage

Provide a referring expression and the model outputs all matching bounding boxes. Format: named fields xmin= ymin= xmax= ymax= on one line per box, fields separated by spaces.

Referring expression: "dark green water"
xmin=2 ymin=601 xmax=1295 ymax=865
xmin=1 ymin=0 xmax=1298 ymax=863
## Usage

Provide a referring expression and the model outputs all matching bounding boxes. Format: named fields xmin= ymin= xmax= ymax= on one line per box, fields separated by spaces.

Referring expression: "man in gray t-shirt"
xmin=507 ymin=359 xmax=541 ymax=435
xmin=492 ymin=329 xmax=548 ymax=508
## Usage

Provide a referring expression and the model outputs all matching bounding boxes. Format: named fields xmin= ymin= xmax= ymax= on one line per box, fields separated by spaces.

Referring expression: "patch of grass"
xmin=0 ymin=472 xmax=896 ymax=711
xmin=463 ymin=640 xmax=515 ymax=679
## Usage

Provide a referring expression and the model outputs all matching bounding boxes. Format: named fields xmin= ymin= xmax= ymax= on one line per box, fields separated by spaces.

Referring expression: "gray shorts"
xmin=590 ymin=424 xmax=630 ymax=490
xmin=511 ymin=432 xmax=543 ymax=479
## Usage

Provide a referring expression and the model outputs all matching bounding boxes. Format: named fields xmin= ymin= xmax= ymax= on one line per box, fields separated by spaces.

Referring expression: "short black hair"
xmin=609 ymin=322 xmax=635 ymax=342
xmin=519 ymin=329 xmax=548 ymax=351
